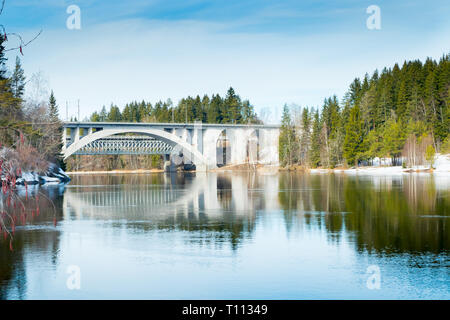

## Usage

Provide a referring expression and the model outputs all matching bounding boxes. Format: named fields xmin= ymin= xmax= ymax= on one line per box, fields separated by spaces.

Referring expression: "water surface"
xmin=1 ymin=172 xmax=449 ymax=299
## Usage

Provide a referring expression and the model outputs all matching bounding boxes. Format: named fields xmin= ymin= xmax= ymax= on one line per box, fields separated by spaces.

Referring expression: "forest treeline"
xmin=279 ymin=54 xmax=450 ymax=168
xmin=87 ymin=87 xmax=261 ymax=125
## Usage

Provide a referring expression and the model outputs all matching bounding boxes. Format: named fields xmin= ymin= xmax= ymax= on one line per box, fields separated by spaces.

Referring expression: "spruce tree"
xmin=11 ymin=56 xmax=26 ymax=98
xmin=343 ymin=105 xmax=364 ymax=166
xmin=310 ymin=110 xmax=321 ymax=167
xmin=224 ymin=87 xmax=242 ymax=124
xmin=108 ymin=104 xmax=122 ymax=122
xmin=208 ymin=94 xmax=222 ymax=123
xmin=48 ymin=91 xmax=59 ymax=122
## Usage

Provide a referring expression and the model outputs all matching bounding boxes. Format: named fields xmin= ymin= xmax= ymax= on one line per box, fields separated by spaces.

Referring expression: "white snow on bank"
xmin=17 ymin=172 xmax=40 ymax=183
xmin=4 ymin=164 xmax=71 ymax=185
xmin=309 ymin=153 xmax=450 ymax=176
xmin=39 ymin=176 xmax=62 ymax=184
xmin=434 ymin=153 xmax=450 ymax=173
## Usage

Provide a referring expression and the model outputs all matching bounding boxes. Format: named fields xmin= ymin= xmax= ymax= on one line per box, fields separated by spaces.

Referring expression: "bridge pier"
xmin=163 ymin=154 xmax=177 ymax=172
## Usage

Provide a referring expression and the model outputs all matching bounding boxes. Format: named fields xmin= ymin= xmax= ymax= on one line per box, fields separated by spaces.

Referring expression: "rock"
xmin=13 ymin=163 xmax=71 ymax=185
xmin=46 ymin=163 xmax=71 ymax=183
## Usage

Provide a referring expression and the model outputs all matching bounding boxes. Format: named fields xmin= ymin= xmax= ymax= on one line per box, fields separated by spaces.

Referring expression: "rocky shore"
xmin=14 ymin=163 xmax=71 ymax=185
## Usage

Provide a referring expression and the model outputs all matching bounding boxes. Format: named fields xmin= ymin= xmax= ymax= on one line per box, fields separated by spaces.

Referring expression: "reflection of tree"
xmin=343 ymin=175 xmax=449 ymax=254
xmin=0 ymin=187 xmax=62 ymax=299
xmin=278 ymin=173 xmax=449 ymax=254
xmin=217 ymin=175 xmax=232 ymax=209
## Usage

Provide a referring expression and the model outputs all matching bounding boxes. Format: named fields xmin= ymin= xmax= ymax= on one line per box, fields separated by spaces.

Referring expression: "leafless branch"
xmin=0 ymin=0 xmax=43 ymax=54
xmin=3 ymin=29 xmax=43 ymax=52
xmin=0 ymin=0 xmax=5 ymax=16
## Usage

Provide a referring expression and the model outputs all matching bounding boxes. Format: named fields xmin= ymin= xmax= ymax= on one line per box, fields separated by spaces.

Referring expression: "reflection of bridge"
xmin=62 ymin=122 xmax=279 ymax=171
xmin=63 ymin=173 xmax=281 ymax=220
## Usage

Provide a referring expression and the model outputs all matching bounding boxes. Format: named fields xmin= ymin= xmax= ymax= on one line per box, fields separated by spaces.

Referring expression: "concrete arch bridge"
xmin=62 ymin=122 xmax=279 ymax=171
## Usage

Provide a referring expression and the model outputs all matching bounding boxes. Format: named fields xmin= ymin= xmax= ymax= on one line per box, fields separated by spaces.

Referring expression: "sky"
xmin=2 ymin=0 xmax=449 ymax=123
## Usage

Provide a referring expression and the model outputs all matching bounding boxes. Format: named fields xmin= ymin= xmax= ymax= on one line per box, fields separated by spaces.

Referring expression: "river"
xmin=1 ymin=172 xmax=449 ymax=299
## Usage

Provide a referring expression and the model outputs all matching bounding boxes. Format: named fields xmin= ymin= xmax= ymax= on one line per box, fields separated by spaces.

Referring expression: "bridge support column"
xmin=164 ymin=154 xmax=177 ymax=172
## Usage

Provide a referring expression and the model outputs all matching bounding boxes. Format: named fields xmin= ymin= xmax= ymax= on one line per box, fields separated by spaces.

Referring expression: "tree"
xmin=297 ymin=107 xmax=311 ymax=166
xmin=224 ymin=87 xmax=242 ymax=124
xmin=382 ymin=116 xmax=406 ymax=165
xmin=425 ymin=145 xmax=436 ymax=168
xmin=108 ymin=104 xmax=122 ymax=122
xmin=48 ymin=91 xmax=59 ymax=122
xmin=10 ymin=56 xmax=25 ymax=98
xmin=343 ymin=105 xmax=365 ymax=166
xmin=45 ymin=91 xmax=62 ymax=161
xmin=278 ymin=104 xmax=297 ymax=167
xmin=310 ymin=110 xmax=321 ymax=167
xmin=242 ymin=99 xmax=258 ymax=124
xmin=208 ymin=94 xmax=222 ymax=123
xmin=99 ymin=106 xmax=108 ymax=121
xmin=90 ymin=112 xmax=100 ymax=122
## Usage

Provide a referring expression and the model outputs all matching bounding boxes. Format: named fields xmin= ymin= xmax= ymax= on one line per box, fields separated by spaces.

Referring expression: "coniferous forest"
xmin=279 ymin=55 xmax=450 ymax=168
xmin=86 ymin=87 xmax=261 ymax=125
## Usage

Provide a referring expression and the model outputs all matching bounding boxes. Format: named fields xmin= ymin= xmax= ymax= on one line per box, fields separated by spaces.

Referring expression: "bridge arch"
xmin=63 ymin=128 xmax=209 ymax=168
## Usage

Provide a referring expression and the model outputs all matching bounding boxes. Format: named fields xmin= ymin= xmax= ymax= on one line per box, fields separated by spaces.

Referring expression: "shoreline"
xmin=66 ymin=169 xmax=164 ymax=175
xmin=65 ymin=166 xmax=449 ymax=175
xmin=65 ymin=154 xmax=450 ymax=176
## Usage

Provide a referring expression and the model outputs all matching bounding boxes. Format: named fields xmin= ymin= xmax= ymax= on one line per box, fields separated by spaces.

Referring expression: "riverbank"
xmin=308 ymin=153 xmax=450 ymax=175
xmin=66 ymin=168 xmax=164 ymax=175
xmin=64 ymin=154 xmax=450 ymax=176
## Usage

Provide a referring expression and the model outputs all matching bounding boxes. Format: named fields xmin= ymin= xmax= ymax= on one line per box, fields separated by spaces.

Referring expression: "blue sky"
xmin=2 ymin=0 xmax=449 ymax=122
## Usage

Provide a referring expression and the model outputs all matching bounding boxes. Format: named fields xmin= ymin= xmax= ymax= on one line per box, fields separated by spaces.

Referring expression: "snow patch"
xmin=434 ymin=153 xmax=450 ymax=173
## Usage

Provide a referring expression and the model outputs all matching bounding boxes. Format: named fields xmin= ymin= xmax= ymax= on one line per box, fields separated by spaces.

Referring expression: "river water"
xmin=1 ymin=172 xmax=449 ymax=299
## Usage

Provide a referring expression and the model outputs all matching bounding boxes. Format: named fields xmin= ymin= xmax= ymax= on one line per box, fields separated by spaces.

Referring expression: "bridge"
xmin=62 ymin=122 xmax=280 ymax=171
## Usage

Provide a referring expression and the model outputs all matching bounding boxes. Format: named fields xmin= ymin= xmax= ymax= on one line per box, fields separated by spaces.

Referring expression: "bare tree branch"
xmin=0 ymin=0 xmax=42 ymax=54
xmin=0 ymin=0 xmax=5 ymax=16
xmin=2 ymin=29 xmax=43 ymax=52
